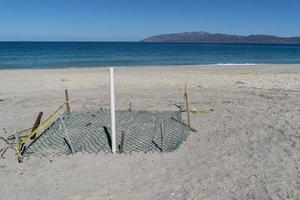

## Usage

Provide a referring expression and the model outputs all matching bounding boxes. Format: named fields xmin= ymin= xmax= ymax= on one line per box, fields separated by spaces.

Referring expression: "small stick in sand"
xmin=170 ymin=117 xmax=197 ymax=132
xmin=65 ymin=89 xmax=70 ymax=114
xmin=184 ymin=84 xmax=191 ymax=128
xmin=160 ymin=123 xmax=164 ymax=153
xmin=129 ymin=102 xmax=132 ymax=112
xmin=119 ymin=131 xmax=125 ymax=153
xmin=7 ymin=127 xmax=34 ymax=141
xmin=0 ymin=137 xmax=12 ymax=145
xmin=0 ymin=146 xmax=23 ymax=163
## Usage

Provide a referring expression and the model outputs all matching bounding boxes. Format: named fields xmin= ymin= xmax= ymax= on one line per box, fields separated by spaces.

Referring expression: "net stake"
xmin=184 ymin=84 xmax=191 ymax=128
xmin=129 ymin=102 xmax=132 ymax=112
xmin=119 ymin=131 xmax=125 ymax=153
xmin=30 ymin=112 xmax=43 ymax=139
xmin=160 ymin=123 xmax=164 ymax=153
xmin=65 ymin=89 xmax=70 ymax=114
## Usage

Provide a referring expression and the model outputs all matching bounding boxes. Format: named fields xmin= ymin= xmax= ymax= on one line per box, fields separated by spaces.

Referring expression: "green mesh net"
xmin=23 ymin=108 xmax=190 ymax=156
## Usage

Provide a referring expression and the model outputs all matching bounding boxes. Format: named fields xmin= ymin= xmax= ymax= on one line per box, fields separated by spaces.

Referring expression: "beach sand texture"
xmin=1 ymin=64 xmax=300 ymax=199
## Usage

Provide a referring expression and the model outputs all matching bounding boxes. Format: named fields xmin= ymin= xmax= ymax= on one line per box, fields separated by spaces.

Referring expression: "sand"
xmin=0 ymin=64 xmax=300 ymax=200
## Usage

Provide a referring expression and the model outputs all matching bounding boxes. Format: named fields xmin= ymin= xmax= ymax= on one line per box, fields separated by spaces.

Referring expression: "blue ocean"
xmin=0 ymin=42 xmax=300 ymax=69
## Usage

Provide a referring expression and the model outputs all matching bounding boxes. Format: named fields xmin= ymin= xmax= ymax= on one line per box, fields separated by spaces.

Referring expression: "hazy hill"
xmin=141 ymin=32 xmax=300 ymax=44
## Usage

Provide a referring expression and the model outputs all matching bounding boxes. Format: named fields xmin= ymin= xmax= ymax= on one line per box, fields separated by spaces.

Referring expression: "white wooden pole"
xmin=109 ymin=67 xmax=117 ymax=154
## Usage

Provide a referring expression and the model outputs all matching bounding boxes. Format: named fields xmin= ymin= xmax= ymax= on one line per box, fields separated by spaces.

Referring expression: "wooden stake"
xmin=32 ymin=112 xmax=43 ymax=132
xmin=183 ymin=87 xmax=186 ymax=111
xmin=30 ymin=112 xmax=43 ymax=139
xmin=184 ymin=84 xmax=191 ymax=128
xmin=129 ymin=102 xmax=132 ymax=112
xmin=160 ymin=123 xmax=164 ymax=153
xmin=65 ymin=89 xmax=70 ymax=113
xmin=119 ymin=131 xmax=125 ymax=153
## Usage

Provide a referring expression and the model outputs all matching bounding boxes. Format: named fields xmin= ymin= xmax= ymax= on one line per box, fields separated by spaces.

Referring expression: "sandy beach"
xmin=1 ymin=64 xmax=300 ymax=199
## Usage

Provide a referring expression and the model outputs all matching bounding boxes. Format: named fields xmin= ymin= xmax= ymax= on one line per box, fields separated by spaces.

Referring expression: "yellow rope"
xmin=16 ymin=104 xmax=66 ymax=153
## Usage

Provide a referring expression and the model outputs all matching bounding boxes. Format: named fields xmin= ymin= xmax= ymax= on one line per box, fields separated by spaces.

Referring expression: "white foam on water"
xmin=217 ymin=63 xmax=264 ymax=66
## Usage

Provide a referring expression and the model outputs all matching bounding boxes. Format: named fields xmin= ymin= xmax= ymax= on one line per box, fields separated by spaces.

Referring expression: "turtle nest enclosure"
xmin=22 ymin=108 xmax=190 ymax=156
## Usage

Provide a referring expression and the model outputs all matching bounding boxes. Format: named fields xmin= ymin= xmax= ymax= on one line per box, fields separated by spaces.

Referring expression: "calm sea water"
xmin=0 ymin=42 xmax=300 ymax=69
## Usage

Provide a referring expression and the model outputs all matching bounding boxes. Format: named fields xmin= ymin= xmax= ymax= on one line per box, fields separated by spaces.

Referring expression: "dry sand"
xmin=0 ymin=64 xmax=300 ymax=200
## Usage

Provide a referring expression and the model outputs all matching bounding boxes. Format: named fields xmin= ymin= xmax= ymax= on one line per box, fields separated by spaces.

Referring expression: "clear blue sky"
xmin=0 ymin=0 xmax=299 ymax=41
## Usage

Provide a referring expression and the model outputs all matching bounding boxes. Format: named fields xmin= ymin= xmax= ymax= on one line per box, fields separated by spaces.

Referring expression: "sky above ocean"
xmin=0 ymin=0 xmax=299 ymax=41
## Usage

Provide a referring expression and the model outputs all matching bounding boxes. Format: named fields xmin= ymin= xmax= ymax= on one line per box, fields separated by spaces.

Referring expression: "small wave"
xmin=217 ymin=63 xmax=264 ymax=66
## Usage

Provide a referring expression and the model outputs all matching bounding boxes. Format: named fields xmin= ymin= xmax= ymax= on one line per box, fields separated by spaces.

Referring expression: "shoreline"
xmin=0 ymin=63 xmax=300 ymax=71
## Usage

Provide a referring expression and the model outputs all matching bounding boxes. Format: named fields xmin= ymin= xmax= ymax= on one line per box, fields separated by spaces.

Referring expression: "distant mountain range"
xmin=141 ymin=32 xmax=300 ymax=44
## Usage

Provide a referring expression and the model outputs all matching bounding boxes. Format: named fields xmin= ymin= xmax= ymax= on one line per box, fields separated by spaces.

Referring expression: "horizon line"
xmin=1 ymin=41 xmax=300 ymax=45
xmin=0 ymin=40 xmax=140 ymax=42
